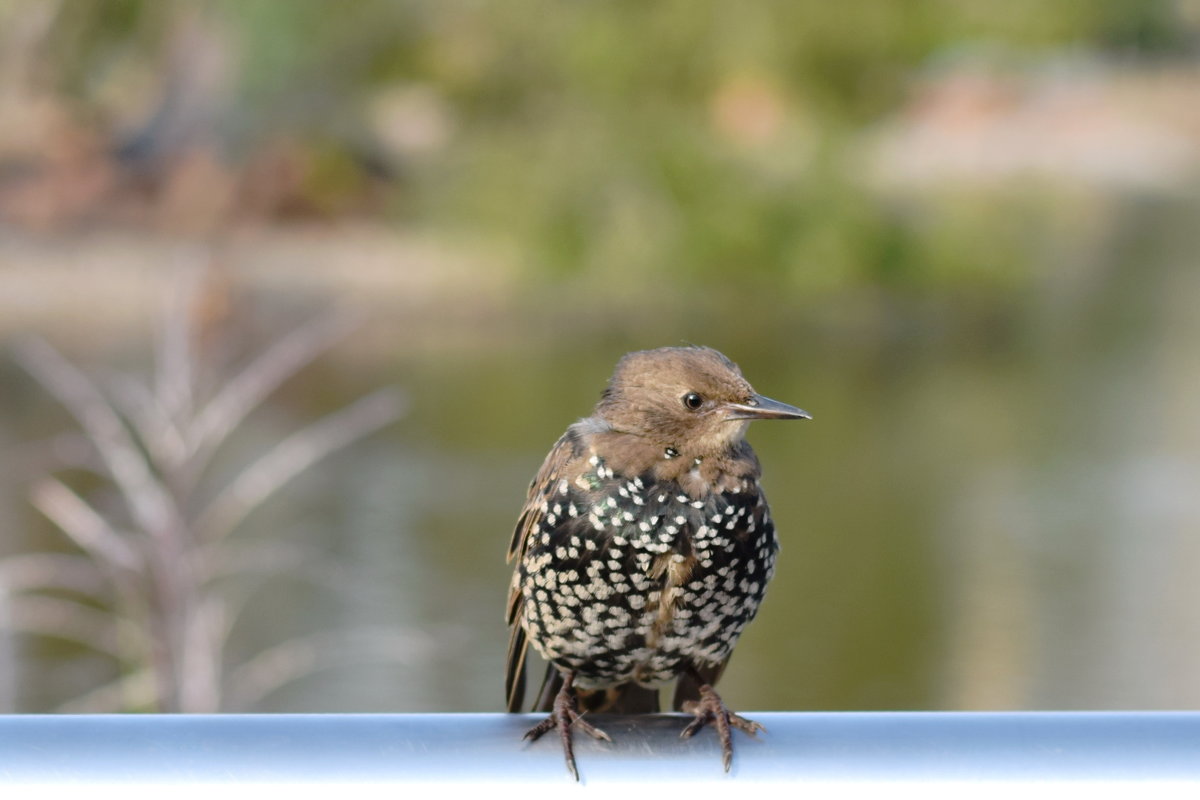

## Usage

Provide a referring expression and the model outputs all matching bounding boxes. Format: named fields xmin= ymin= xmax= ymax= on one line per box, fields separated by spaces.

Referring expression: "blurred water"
xmin=2 ymin=200 xmax=1200 ymax=714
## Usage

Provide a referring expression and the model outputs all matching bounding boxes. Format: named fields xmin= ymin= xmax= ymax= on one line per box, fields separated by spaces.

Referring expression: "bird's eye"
xmin=682 ymin=392 xmax=704 ymax=410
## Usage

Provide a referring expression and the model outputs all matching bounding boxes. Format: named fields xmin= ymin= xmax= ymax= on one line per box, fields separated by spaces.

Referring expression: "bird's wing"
xmin=505 ymin=430 xmax=580 ymax=712
xmin=506 ymin=430 xmax=579 ymax=566
xmin=504 ymin=624 xmax=531 ymax=713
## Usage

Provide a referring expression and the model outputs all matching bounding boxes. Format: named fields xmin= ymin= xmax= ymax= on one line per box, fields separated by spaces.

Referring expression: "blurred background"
xmin=2 ymin=0 xmax=1200 ymax=715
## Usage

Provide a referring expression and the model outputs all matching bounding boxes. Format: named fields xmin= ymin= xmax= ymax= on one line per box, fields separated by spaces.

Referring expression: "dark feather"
xmin=505 ymin=625 xmax=528 ymax=712
xmin=505 ymin=431 xmax=578 ymax=711
xmin=532 ymin=664 xmax=563 ymax=712
xmin=673 ymin=660 xmax=729 ymax=711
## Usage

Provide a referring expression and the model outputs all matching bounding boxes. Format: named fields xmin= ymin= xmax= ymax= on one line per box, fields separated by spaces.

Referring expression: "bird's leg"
xmin=679 ymin=681 xmax=764 ymax=772
xmin=523 ymin=670 xmax=611 ymax=780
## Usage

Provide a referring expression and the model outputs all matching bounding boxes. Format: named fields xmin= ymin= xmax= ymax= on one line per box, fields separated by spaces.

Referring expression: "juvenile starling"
xmin=505 ymin=346 xmax=809 ymax=779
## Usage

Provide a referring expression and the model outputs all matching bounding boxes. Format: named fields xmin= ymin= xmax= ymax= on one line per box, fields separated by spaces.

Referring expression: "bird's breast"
xmin=516 ymin=449 xmax=779 ymax=685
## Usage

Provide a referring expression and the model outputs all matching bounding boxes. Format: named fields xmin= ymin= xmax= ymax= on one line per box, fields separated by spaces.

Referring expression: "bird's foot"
xmin=523 ymin=671 xmax=611 ymax=781
xmin=680 ymin=683 xmax=764 ymax=772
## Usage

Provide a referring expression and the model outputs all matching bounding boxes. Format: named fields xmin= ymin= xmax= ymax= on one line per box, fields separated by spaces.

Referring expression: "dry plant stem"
xmin=12 ymin=337 xmax=182 ymax=545
xmin=193 ymin=387 xmax=405 ymax=543
xmin=10 ymin=275 xmax=403 ymax=713
xmin=186 ymin=312 xmax=360 ymax=472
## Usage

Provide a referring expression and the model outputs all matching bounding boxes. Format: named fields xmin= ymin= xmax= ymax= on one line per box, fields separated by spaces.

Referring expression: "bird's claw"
xmin=523 ymin=672 xmax=609 ymax=780
xmin=679 ymin=683 xmax=762 ymax=772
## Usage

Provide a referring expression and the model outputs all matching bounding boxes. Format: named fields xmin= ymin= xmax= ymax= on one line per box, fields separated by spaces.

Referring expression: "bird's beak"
xmin=723 ymin=394 xmax=811 ymax=421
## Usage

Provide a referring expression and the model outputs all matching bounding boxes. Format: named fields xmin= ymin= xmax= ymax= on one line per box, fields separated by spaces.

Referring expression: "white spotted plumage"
xmin=504 ymin=346 xmax=808 ymax=782
xmin=510 ymin=449 xmax=778 ymax=689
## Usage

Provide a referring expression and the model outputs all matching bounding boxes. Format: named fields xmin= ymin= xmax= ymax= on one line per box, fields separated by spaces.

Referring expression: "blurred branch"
xmin=0 ymin=433 xmax=103 ymax=484
xmin=56 ymin=669 xmax=157 ymax=714
xmin=12 ymin=274 xmax=407 ymax=712
xmin=155 ymin=261 xmax=200 ymax=425
xmin=226 ymin=626 xmax=436 ymax=711
xmin=5 ymin=595 xmax=132 ymax=660
xmin=194 ymin=386 xmax=405 ymax=542
xmin=187 ymin=312 xmax=360 ymax=467
xmin=0 ymin=553 xmax=108 ymax=597
xmin=29 ymin=478 xmax=141 ymax=573
xmin=107 ymin=373 xmax=188 ymax=472
xmin=12 ymin=337 xmax=181 ymax=543
xmin=200 ymin=539 xmax=369 ymax=646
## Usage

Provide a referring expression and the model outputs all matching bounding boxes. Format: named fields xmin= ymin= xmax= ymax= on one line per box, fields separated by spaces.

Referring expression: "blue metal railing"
xmin=3 ymin=712 xmax=1200 ymax=794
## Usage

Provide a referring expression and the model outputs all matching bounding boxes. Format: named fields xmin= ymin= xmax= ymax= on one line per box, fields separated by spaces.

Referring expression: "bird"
xmin=505 ymin=345 xmax=809 ymax=779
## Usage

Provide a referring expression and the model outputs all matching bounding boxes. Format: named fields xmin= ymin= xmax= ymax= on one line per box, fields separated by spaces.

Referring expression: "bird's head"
xmin=594 ymin=346 xmax=809 ymax=458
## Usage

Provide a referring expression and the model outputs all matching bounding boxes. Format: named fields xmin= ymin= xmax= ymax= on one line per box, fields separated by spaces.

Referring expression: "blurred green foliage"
xmin=23 ymin=0 xmax=1196 ymax=292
